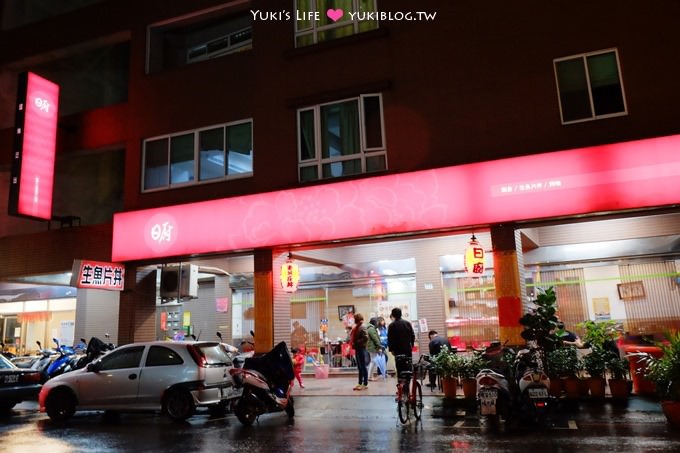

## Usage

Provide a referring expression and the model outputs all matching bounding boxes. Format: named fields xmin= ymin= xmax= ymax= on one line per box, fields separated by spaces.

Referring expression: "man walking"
xmin=387 ymin=307 xmax=415 ymax=380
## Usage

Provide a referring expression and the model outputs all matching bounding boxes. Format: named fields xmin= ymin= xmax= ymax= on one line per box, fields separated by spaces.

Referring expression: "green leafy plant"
xmin=460 ymin=352 xmax=489 ymax=380
xmin=431 ymin=345 xmax=464 ymax=379
xmin=638 ymin=331 xmax=680 ymax=401
xmin=578 ymin=319 xmax=618 ymax=349
xmin=583 ymin=347 xmax=618 ymax=379
xmin=547 ymin=345 xmax=581 ymax=378
xmin=607 ymin=355 xmax=630 ymax=381
xmin=519 ymin=287 xmax=559 ymax=352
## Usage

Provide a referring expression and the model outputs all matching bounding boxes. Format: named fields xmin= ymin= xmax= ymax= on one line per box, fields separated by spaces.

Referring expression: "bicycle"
xmin=394 ymin=355 xmax=428 ymax=424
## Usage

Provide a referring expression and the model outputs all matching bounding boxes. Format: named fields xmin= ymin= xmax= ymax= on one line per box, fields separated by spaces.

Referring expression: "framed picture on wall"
xmin=617 ymin=281 xmax=645 ymax=300
xmin=338 ymin=305 xmax=355 ymax=321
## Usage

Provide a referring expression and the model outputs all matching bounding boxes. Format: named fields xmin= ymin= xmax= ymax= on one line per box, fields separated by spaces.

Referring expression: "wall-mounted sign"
xmin=464 ymin=235 xmax=485 ymax=277
xmin=9 ymin=72 xmax=60 ymax=220
xmin=280 ymin=258 xmax=300 ymax=293
xmin=70 ymin=259 xmax=125 ymax=291
xmin=113 ymin=133 xmax=680 ymax=261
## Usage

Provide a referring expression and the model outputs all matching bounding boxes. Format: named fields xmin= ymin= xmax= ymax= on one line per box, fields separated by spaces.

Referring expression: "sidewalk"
xmin=291 ymin=374 xmax=663 ymax=416
xmin=291 ymin=373 xmax=441 ymax=397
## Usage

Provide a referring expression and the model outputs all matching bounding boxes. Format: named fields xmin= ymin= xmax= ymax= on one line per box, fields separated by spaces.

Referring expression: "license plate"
xmin=527 ymin=387 xmax=549 ymax=399
xmin=221 ymin=386 xmax=242 ymax=400
xmin=479 ymin=388 xmax=498 ymax=415
xmin=3 ymin=374 xmax=19 ymax=384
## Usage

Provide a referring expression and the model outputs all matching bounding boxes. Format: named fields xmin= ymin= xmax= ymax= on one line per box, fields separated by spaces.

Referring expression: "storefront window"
xmin=290 ymin=273 xmax=416 ymax=369
xmin=232 ymin=289 xmax=254 ymax=345
xmin=1 ymin=316 xmax=19 ymax=348
xmin=442 ymin=273 xmax=498 ymax=349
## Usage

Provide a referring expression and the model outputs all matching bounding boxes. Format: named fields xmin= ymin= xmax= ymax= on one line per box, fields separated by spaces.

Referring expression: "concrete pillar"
xmin=118 ymin=265 xmax=157 ymax=345
xmin=253 ymin=249 xmax=274 ymax=353
xmin=491 ymin=224 xmax=525 ymax=346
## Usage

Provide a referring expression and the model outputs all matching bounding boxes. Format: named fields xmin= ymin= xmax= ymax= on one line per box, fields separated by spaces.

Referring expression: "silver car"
xmin=39 ymin=340 xmax=236 ymax=422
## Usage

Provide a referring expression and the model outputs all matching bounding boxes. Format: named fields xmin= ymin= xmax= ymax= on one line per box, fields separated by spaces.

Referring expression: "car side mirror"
xmin=87 ymin=362 xmax=101 ymax=373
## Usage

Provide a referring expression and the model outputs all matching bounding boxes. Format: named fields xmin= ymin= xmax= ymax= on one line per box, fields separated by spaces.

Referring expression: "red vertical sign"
xmin=9 ymin=72 xmax=60 ymax=220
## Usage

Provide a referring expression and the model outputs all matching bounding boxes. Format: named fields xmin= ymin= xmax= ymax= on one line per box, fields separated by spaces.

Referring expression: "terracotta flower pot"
xmin=549 ymin=377 xmax=563 ymax=397
xmin=462 ymin=378 xmax=477 ymax=400
xmin=563 ymin=376 xmax=582 ymax=399
xmin=662 ymin=401 xmax=680 ymax=426
xmin=607 ymin=378 xmax=630 ymax=400
xmin=587 ymin=376 xmax=606 ymax=399
xmin=441 ymin=377 xmax=459 ymax=399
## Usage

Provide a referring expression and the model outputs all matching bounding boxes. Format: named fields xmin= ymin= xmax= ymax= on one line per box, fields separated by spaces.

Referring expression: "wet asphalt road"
xmin=2 ymin=396 xmax=680 ymax=453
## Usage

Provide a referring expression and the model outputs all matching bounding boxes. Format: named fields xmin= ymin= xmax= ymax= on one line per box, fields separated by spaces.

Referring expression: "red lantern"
xmin=464 ymin=235 xmax=485 ymax=277
xmin=280 ymin=258 xmax=300 ymax=293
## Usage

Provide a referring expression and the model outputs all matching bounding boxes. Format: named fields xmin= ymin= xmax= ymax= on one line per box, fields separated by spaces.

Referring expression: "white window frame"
xmin=553 ymin=48 xmax=628 ymax=125
xmin=297 ymin=93 xmax=387 ymax=182
xmin=294 ymin=0 xmax=379 ymax=47
xmin=141 ymin=119 xmax=253 ymax=193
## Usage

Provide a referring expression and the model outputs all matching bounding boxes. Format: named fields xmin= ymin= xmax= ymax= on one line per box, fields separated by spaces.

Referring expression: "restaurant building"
xmin=1 ymin=1 xmax=679 ymax=362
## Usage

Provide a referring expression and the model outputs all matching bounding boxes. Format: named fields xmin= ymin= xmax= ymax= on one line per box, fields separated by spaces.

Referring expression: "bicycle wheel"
xmin=397 ymin=384 xmax=410 ymax=424
xmin=413 ymin=381 xmax=423 ymax=421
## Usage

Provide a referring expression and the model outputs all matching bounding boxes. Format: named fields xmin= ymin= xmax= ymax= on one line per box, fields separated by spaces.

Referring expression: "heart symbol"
xmin=326 ymin=8 xmax=344 ymax=22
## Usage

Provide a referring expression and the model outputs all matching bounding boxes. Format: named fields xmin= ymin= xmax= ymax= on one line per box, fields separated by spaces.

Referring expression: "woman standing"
xmin=377 ymin=316 xmax=389 ymax=376
xmin=350 ymin=313 xmax=369 ymax=390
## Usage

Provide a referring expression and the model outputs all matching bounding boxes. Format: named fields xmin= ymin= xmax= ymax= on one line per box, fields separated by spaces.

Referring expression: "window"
xmin=298 ymin=94 xmax=386 ymax=182
xmin=142 ymin=120 xmax=253 ymax=191
xmin=295 ymin=0 xmax=378 ymax=47
xmin=98 ymin=346 xmax=145 ymax=371
xmin=147 ymin=9 xmax=252 ymax=74
xmin=145 ymin=346 xmax=184 ymax=367
xmin=554 ymin=49 xmax=627 ymax=124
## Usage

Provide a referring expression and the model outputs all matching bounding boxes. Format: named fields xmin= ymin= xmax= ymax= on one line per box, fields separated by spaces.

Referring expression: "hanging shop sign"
xmin=70 ymin=259 xmax=125 ymax=291
xmin=280 ymin=258 xmax=300 ymax=293
xmin=113 ymin=133 xmax=680 ymax=261
xmin=9 ymin=72 xmax=60 ymax=220
xmin=464 ymin=235 xmax=485 ymax=277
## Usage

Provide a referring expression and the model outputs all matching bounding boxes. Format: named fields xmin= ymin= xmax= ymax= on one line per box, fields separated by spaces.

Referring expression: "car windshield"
xmin=196 ymin=342 xmax=232 ymax=366
xmin=0 ymin=354 xmax=14 ymax=369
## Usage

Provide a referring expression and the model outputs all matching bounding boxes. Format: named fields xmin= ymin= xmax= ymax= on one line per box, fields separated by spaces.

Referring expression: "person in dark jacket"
xmin=387 ymin=307 xmax=415 ymax=379
xmin=428 ymin=330 xmax=449 ymax=390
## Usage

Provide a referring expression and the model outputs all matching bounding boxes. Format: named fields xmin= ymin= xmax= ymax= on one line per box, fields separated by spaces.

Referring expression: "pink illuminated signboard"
xmin=70 ymin=259 xmax=125 ymax=291
xmin=113 ymin=134 xmax=680 ymax=262
xmin=9 ymin=72 xmax=60 ymax=220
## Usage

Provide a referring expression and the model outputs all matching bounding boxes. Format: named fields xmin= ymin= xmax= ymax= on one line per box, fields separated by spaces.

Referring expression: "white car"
xmin=39 ymin=340 xmax=236 ymax=422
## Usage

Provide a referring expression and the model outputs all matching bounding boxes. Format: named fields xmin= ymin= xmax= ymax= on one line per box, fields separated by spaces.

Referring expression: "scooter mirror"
xmin=216 ymin=332 xmax=223 ymax=340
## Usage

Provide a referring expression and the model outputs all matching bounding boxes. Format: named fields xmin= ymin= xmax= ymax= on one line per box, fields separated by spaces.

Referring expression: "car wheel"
xmin=235 ymin=400 xmax=257 ymax=426
xmin=46 ymin=388 xmax=76 ymax=423
xmin=284 ymin=396 xmax=295 ymax=418
xmin=164 ymin=389 xmax=195 ymax=422
xmin=0 ymin=402 xmax=17 ymax=414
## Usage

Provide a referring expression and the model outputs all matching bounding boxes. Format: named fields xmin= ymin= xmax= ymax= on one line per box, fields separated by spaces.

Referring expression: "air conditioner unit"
xmin=186 ymin=27 xmax=252 ymax=64
xmin=160 ymin=264 xmax=198 ymax=299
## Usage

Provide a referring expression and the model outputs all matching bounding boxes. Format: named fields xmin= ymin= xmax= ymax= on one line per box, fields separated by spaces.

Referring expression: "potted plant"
xmin=607 ymin=355 xmax=631 ymax=400
xmin=460 ymin=352 xmax=488 ymax=400
xmin=578 ymin=319 xmax=618 ymax=350
xmin=547 ymin=345 xmax=582 ymax=399
xmin=637 ymin=331 xmax=680 ymax=426
xmin=582 ymin=347 xmax=616 ymax=398
xmin=431 ymin=345 xmax=463 ymax=399
xmin=519 ymin=287 xmax=560 ymax=353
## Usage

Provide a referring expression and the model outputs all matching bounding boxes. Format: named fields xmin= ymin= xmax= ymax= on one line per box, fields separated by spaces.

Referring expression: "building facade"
xmin=1 ymin=0 xmax=680 ymax=358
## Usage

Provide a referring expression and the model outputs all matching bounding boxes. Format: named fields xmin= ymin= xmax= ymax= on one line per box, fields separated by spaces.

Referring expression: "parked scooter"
xmin=45 ymin=338 xmax=77 ymax=380
xmin=513 ymin=341 xmax=554 ymax=426
xmin=216 ymin=332 xmax=252 ymax=368
xmin=1 ymin=342 xmax=16 ymax=359
xmin=72 ymin=336 xmax=115 ymax=370
xmin=229 ymin=341 xmax=295 ymax=425
xmin=476 ymin=341 xmax=515 ymax=429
